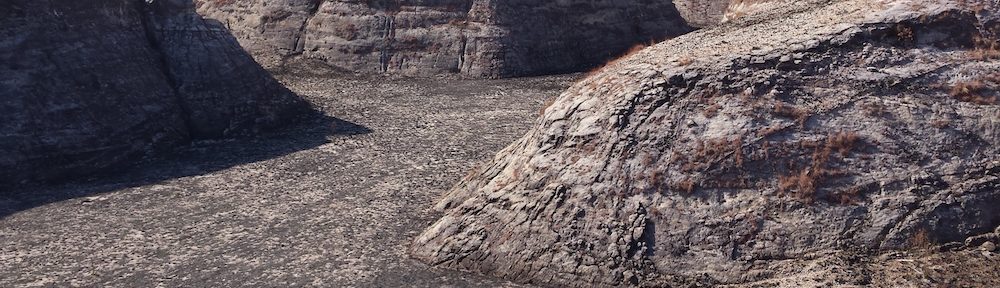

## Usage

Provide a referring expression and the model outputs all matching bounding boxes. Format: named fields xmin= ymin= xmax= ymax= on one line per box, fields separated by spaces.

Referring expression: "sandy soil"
xmin=0 ymin=74 xmax=579 ymax=287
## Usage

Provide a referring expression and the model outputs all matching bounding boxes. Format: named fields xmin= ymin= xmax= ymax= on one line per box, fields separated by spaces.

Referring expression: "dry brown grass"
xmin=827 ymin=131 xmax=859 ymax=157
xmin=834 ymin=185 xmax=863 ymax=205
xmin=777 ymin=131 xmax=861 ymax=203
xmin=968 ymin=36 xmax=1000 ymax=60
xmin=539 ymin=98 xmax=557 ymax=116
xmin=671 ymin=178 xmax=697 ymax=195
xmin=950 ymin=80 xmax=996 ymax=105
xmin=896 ymin=24 xmax=915 ymax=43
xmin=778 ymin=170 xmax=816 ymax=203
xmin=757 ymin=124 xmax=785 ymax=138
xmin=930 ymin=118 xmax=950 ymax=129
xmin=862 ymin=101 xmax=887 ymax=117
xmin=703 ymin=103 xmax=721 ymax=118
xmin=680 ymin=136 xmax=745 ymax=173
xmin=585 ymin=42 xmax=651 ymax=77
xmin=909 ymin=228 xmax=934 ymax=250
xmin=772 ymin=102 xmax=810 ymax=128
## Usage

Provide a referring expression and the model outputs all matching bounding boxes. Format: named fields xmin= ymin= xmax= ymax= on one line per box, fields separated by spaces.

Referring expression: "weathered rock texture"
xmin=675 ymin=0 xmax=786 ymax=27
xmin=673 ymin=0 xmax=732 ymax=28
xmin=0 ymin=0 xmax=308 ymax=186
xmin=194 ymin=0 xmax=694 ymax=78
xmin=414 ymin=0 xmax=1000 ymax=286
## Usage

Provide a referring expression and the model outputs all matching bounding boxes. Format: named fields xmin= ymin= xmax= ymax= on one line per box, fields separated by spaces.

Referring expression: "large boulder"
xmin=0 ymin=0 xmax=309 ymax=186
xmin=195 ymin=0 xmax=694 ymax=78
xmin=413 ymin=0 xmax=1000 ymax=286
xmin=673 ymin=0 xmax=731 ymax=28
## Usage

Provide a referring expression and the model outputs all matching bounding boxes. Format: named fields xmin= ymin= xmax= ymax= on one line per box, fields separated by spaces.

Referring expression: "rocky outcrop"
xmin=0 ymin=0 xmax=309 ymax=186
xmin=195 ymin=0 xmax=694 ymax=78
xmin=673 ymin=0 xmax=731 ymax=27
xmin=413 ymin=0 xmax=1000 ymax=286
xmin=674 ymin=0 xmax=784 ymax=27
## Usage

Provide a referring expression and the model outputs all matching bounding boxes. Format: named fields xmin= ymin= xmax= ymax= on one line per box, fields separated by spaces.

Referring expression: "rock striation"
xmin=0 ymin=0 xmax=309 ymax=186
xmin=413 ymin=0 xmax=1000 ymax=286
xmin=194 ymin=0 xmax=694 ymax=78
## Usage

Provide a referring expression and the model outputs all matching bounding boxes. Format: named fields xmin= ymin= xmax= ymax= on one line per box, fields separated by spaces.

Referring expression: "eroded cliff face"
xmin=413 ymin=0 xmax=1000 ymax=286
xmin=195 ymin=0 xmax=694 ymax=78
xmin=0 ymin=0 xmax=309 ymax=186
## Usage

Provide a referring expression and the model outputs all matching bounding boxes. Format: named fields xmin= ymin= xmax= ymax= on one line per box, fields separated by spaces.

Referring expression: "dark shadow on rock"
xmin=493 ymin=1 xmax=694 ymax=77
xmin=0 ymin=0 xmax=356 ymax=217
xmin=0 ymin=113 xmax=370 ymax=219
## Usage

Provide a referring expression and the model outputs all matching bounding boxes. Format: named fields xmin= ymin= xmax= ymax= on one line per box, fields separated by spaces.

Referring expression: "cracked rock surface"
xmin=194 ymin=0 xmax=694 ymax=77
xmin=413 ymin=0 xmax=1000 ymax=286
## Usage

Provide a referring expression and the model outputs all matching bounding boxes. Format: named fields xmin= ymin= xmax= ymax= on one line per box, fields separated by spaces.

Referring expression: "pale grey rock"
xmin=195 ymin=0 xmax=695 ymax=77
xmin=984 ymin=241 xmax=997 ymax=252
xmin=674 ymin=0 xmax=731 ymax=27
xmin=413 ymin=0 xmax=1000 ymax=286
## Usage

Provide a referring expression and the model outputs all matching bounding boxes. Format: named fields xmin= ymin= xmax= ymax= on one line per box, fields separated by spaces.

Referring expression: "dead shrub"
xmin=778 ymin=170 xmax=816 ymax=203
xmin=671 ymin=178 xmax=697 ymax=195
xmin=896 ymin=24 xmax=915 ymax=43
xmin=772 ymin=102 xmax=810 ymax=128
xmin=950 ymin=80 xmax=996 ymax=105
xmin=833 ymin=186 xmax=863 ymax=205
xmin=827 ymin=131 xmax=859 ymax=157
xmin=862 ymin=101 xmax=887 ymax=117
xmin=909 ymin=228 xmax=934 ymax=250
xmin=680 ymin=136 xmax=745 ymax=173
xmin=968 ymin=36 xmax=1000 ymax=60
xmin=777 ymin=131 xmax=861 ymax=203
xmin=930 ymin=118 xmax=950 ymax=128
xmin=703 ymin=103 xmax=721 ymax=118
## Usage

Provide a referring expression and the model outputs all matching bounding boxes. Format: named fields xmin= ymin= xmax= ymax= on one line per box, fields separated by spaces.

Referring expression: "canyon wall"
xmin=0 ymin=0 xmax=309 ymax=186
xmin=195 ymin=0 xmax=694 ymax=78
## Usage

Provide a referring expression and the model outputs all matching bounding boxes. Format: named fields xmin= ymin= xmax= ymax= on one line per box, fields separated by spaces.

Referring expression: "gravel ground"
xmin=0 ymin=73 xmax=579 ymax=287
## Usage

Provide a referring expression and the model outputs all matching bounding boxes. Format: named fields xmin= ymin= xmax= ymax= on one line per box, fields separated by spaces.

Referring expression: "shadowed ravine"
xmin=0 ymin=74 xmax=578 ymax=287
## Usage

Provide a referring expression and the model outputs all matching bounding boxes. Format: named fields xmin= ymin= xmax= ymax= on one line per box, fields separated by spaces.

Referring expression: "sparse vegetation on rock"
xmin=413 ymin=1 xmax=1000 ymax=286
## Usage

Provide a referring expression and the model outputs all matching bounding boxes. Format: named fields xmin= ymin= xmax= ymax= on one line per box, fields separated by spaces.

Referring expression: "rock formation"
xmin=194 ymin=0 xmax=694 ymax=78
xmin=0 ymin=0 xmax=309 ymax=186
xmin=413 ymin=0 xmax=1000 ymax=286
xmin=673 ymin=0 xmax=732 ymax=28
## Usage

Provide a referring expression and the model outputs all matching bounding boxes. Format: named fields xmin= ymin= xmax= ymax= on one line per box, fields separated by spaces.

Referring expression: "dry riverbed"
xmin=0 ymin=73 xmax=579 ymax=287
